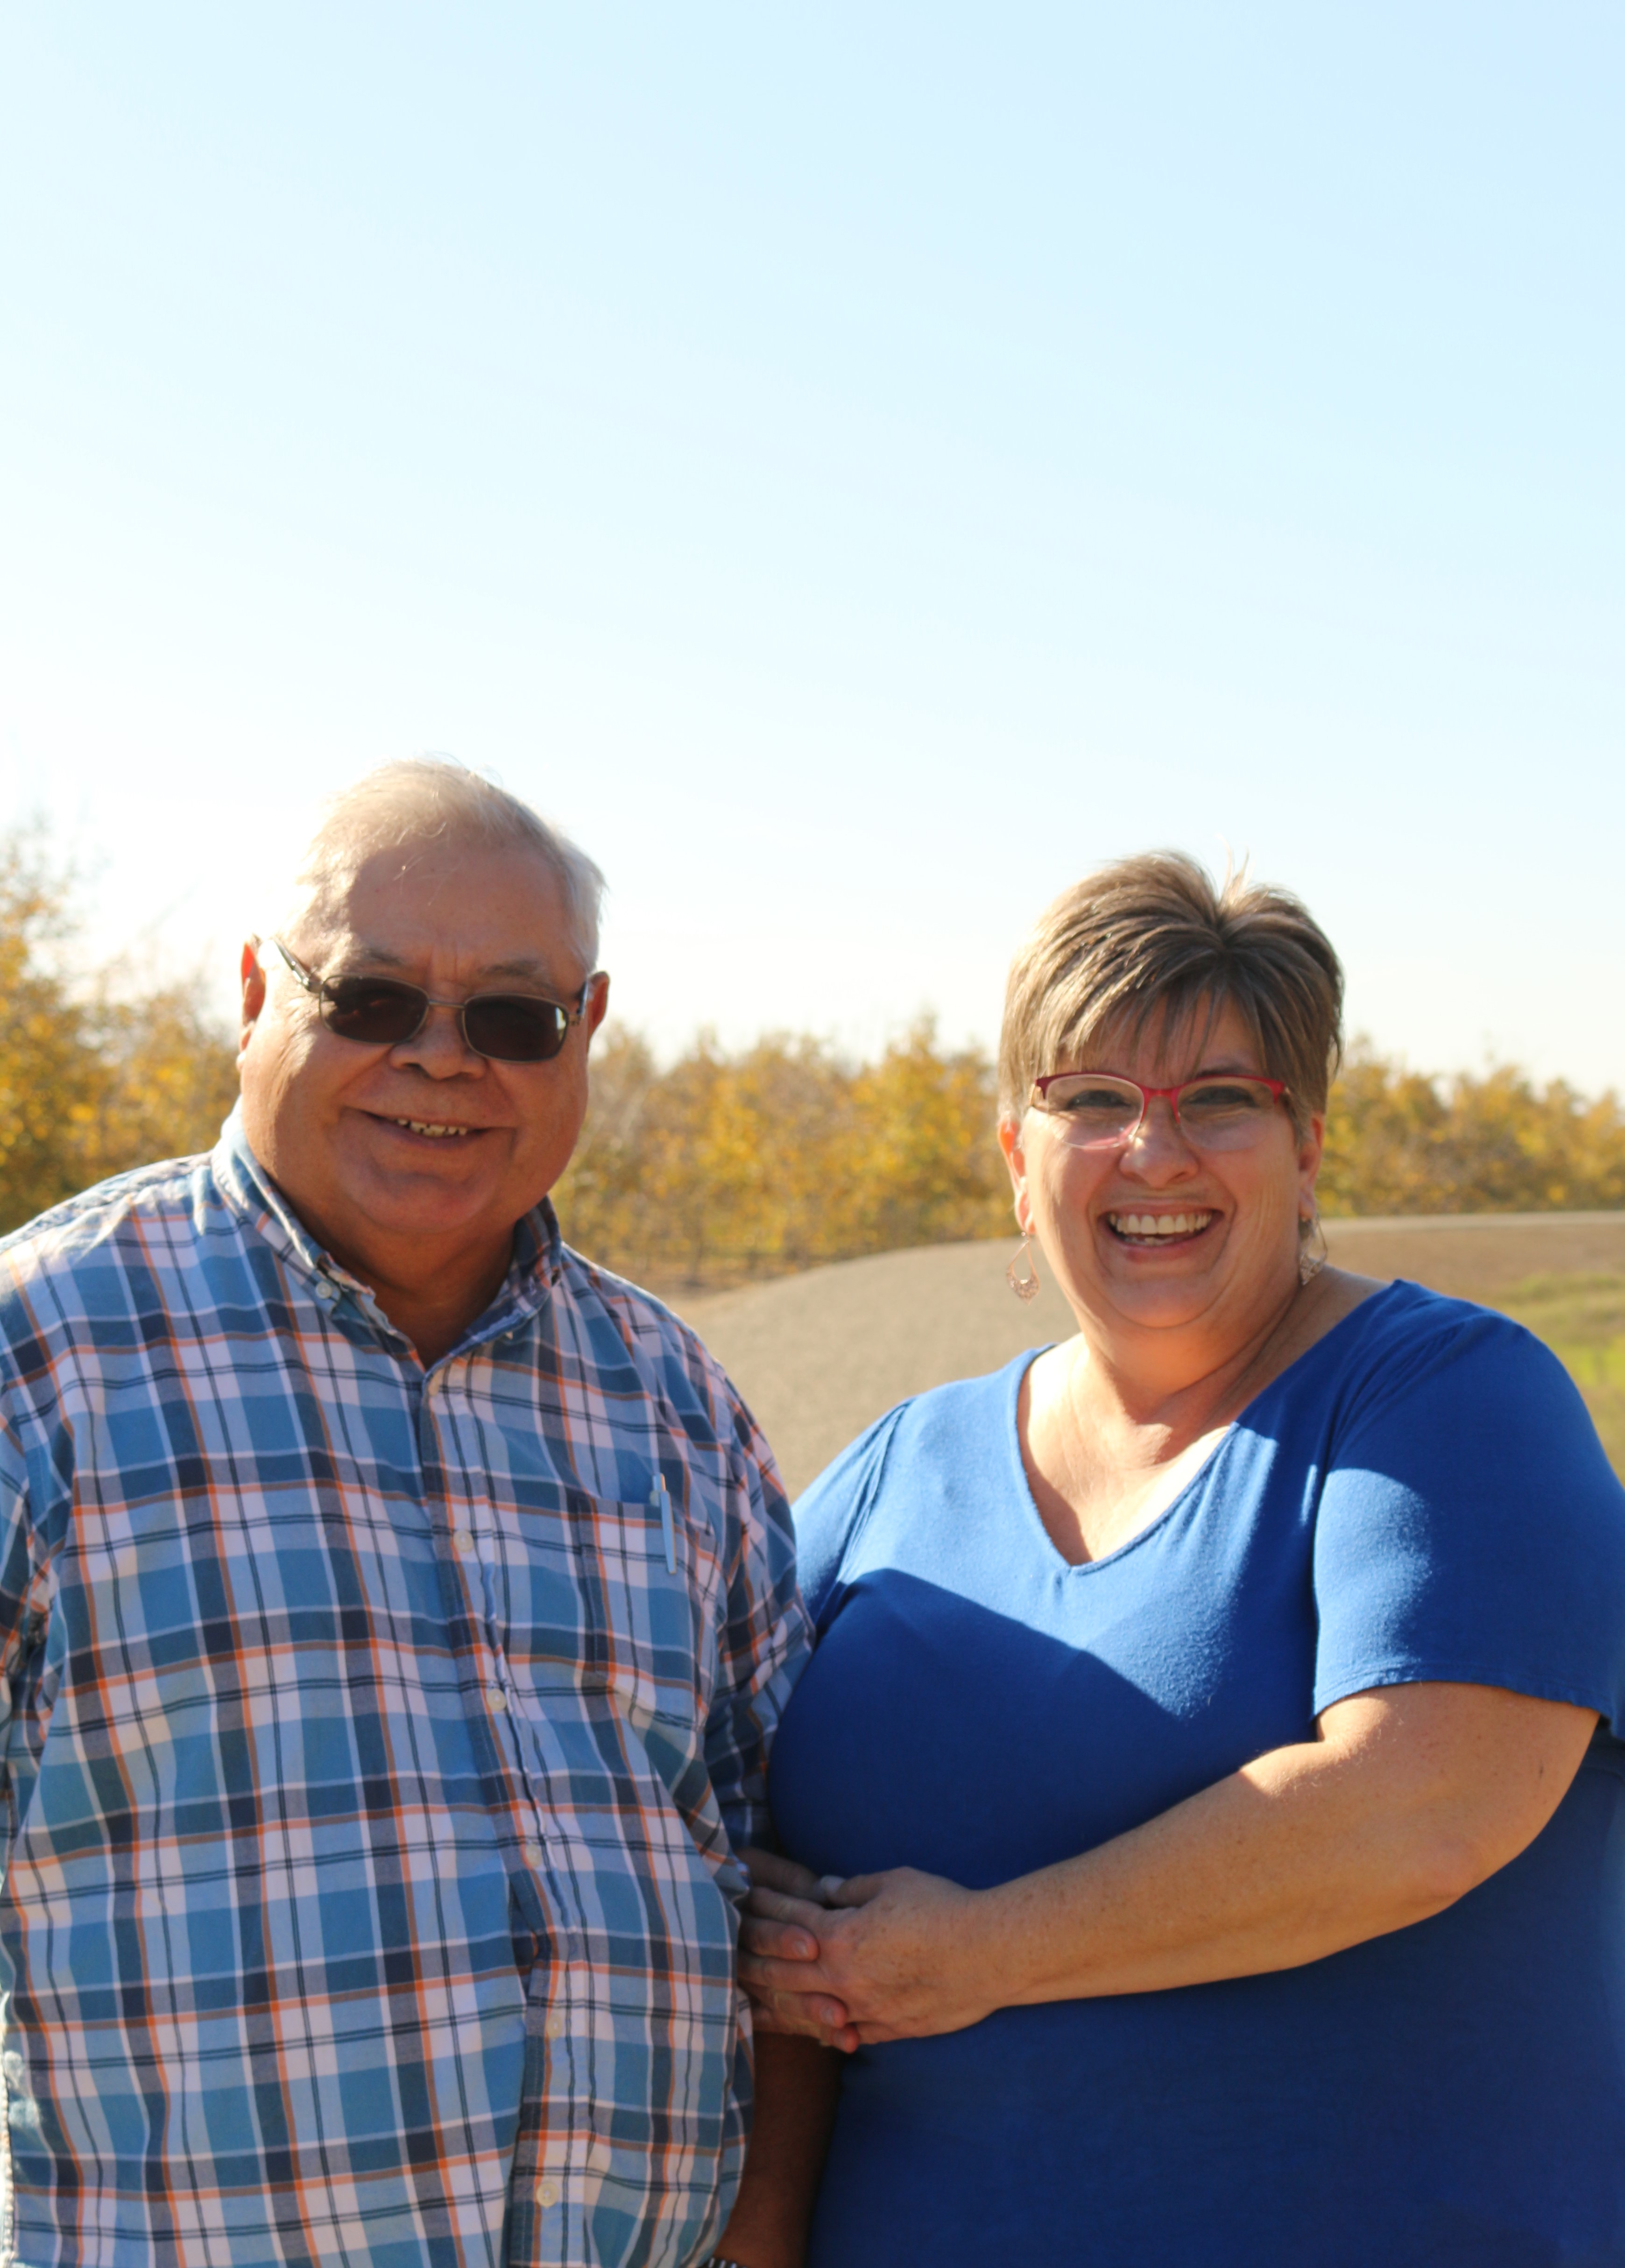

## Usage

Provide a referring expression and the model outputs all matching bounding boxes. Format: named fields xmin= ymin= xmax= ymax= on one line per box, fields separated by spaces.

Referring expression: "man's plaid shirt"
xmin=0 ymin=1117 xmax=811 ymax=2268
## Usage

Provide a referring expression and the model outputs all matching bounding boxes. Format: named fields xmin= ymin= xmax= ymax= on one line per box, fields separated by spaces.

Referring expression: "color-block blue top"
xmin=769 ymin=1283 xmax=1625 ymax=2268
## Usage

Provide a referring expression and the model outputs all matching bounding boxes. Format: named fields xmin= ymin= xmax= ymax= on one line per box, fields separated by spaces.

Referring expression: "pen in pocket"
xmin=651 ymin=1474 xmax=676 ymax=1573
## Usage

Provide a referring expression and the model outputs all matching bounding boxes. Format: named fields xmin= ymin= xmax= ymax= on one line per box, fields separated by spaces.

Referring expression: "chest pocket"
xmin=515 ymin=1483 xmax=723 ymax=1728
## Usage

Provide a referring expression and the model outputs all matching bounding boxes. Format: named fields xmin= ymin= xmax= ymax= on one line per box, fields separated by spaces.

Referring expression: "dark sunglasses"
xmin=269 ymin=937 xmax=598 ymax=1064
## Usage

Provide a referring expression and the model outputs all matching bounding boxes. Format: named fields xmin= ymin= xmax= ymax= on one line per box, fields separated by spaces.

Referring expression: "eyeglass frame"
xmin=265 ymin=935 xmax=601 ymax=1063
xmin=1027 ymin=1069 xmax=1293 ymax=1148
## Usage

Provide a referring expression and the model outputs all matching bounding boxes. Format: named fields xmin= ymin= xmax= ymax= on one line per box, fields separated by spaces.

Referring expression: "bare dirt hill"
xmin=675 ymin=1214 xmax=1625 ymax=1496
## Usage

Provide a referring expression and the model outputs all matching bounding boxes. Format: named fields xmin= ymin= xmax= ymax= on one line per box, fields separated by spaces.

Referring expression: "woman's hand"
xmin=739 ymin=1862 xmax=999 ymax=2049
xmin=737 ymin=1683 xmax=1600 ymax=2056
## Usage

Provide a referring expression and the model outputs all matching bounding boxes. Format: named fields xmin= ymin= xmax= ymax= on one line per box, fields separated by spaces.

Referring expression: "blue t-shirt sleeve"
xmin=792 ymin=1406 xmax=908 ymax=1629
xmin=1312 ymin=1302 xmax=1625 ymax=1731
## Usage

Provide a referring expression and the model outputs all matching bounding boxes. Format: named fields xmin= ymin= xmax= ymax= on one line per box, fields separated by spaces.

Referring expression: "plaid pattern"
xmin=0 ymin=1117 xmax=810 ymax=2268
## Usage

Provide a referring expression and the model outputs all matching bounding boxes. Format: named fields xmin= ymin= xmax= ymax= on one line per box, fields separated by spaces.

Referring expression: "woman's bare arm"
xmin=741 ymin=1682 xmax=1598 ymax=2048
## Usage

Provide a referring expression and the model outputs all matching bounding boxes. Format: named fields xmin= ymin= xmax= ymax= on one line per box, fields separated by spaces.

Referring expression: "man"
xmin=0 ymin=761 xmax=820 ymax=2268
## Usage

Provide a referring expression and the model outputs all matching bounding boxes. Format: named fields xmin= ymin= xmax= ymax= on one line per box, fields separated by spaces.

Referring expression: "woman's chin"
xmin=1065 ymin=1265 xmax=1224 ymax=1334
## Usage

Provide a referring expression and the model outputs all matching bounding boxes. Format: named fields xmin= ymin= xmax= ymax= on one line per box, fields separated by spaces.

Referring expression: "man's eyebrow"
xmin=339 ymin=942 xmax=575 ymax=988
xmin=480 ymin=955 xmax=569 ymax=982
xmin=339 ymin=943 xmax=410 ymax=969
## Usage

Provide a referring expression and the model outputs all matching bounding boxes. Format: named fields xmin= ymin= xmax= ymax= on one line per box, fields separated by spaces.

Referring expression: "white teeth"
xmin=395 ymin=1120 xmax=473 ymax=1138
xmin=1107 ymin=1210 xmax=1214 ymax=1239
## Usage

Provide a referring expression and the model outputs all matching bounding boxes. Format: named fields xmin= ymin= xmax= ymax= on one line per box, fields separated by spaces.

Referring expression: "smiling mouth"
xmin=1105 ymin=1209 xmax=1216 ymax=1245
xmin=387 ymin=1118 xmax=481 ymax=1140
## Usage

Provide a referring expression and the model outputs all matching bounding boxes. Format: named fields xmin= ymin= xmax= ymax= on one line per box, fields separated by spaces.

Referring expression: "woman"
xmin=741 ymin=854 xmax=1625 ymax=2268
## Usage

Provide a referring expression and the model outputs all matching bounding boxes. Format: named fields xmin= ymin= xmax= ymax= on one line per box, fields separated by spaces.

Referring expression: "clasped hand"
xmin=737 ymin=1850 xmax=996 ymax=2052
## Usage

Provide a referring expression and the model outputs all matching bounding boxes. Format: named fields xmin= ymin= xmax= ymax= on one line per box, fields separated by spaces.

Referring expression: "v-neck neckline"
xmin=1003 ymin=1279 xmax=1403 ymax=1576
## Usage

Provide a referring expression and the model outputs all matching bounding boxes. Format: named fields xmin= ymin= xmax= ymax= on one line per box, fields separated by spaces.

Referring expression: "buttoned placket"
xmin=412 ymin=1320 xmax=608 ymax=2264
xmin=296 ymin=1212 xmax=600 ymax=2256
xmin=418 ymin=1359 xmax=524 ymax=1746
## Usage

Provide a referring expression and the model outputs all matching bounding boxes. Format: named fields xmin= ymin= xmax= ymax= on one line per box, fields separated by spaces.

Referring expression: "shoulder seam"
xmin=830 ymin=1400 xmax=911 ymax=1564
xmin=0 ymin=1154 xmax=215 ymax=1264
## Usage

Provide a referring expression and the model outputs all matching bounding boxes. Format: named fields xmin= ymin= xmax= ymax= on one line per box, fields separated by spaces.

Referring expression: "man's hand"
xmin=740 ymin=1863 xmax=997 ymax=2049
xmin=738 ymin=1850 xmax=857 ymax=2050
xmin=740 ymin=1848 xmax=840 ymax=1909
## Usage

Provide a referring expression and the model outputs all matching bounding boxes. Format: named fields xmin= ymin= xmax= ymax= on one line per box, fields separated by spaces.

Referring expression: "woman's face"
xmin=1000 ymin=998 xmax=1324 ymax=1357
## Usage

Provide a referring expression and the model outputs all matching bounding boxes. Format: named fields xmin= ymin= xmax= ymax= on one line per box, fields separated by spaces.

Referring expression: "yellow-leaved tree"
xmin=553 ymin=1018 xmax=1009 ymax=1288
xmin=1320 ymin=1042 xmax=1625 ymax=1215
xmin=0 ymin=832 xmax=240 ymax=1238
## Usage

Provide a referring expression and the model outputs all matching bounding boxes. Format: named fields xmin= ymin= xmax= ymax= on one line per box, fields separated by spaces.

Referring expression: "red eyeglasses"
xmin=1029 ymin=1071 xmax=1291 ymax=1151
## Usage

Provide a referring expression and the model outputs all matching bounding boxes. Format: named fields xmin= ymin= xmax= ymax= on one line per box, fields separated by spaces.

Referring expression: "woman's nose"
xmin=1118 ymin=1097 xmax=1197 ymax=1176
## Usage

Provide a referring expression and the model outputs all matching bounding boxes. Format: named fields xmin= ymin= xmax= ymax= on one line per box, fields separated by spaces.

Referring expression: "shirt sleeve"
xmin=701 ymin=1385 xmax=815 ymax=1856
xmin=1312 ymin=1303 xmax=1625 ymax=1732
xmin=0 ymin=1393 xmax=54 ymax=1653
xmin=0 ymin=1408 xmax=49 ymax=1800
xmin=791 ymin=1406 xmax=907 ymax=1631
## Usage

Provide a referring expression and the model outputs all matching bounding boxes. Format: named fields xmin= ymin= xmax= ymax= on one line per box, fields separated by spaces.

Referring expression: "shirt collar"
xmin=212 ymin=1103 xmax=563 ymax=1352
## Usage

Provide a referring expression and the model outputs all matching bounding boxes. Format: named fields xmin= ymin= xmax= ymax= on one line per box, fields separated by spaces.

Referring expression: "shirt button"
xmin=452 ymin=1529 xmax=475 ymax=1554
xmin=537 ymin=2177 xmax=560 ymax=2209
xmin=523 ymin=1839 xmax=544 ymax=1867
xmin=490 ymin=1689 xmax=509 ymax=1713
xmin=544 ymin=2009 xmax=565 ymax=2040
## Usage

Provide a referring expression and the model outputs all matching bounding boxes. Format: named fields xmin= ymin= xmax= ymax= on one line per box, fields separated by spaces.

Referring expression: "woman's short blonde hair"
xmin=997 ymin=852 xmax=1343 ymax=1136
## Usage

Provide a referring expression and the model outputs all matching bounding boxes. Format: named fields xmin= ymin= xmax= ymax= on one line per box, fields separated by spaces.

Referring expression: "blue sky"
xmin=2 ymin=5 xmax=1621 ymax=1087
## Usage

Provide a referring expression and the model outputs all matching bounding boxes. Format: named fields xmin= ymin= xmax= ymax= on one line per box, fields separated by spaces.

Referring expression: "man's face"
xmin=238 ymin=838 xmax=607 ymax=1274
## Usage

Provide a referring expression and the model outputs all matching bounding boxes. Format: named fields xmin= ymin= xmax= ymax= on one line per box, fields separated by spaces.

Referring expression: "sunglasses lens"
xmin=462 ymin=996 xmax=569 ymax=1063
xmin=316 ymin=973 xmax=572 ymax=1060
xmin=321 ymin=979 xmax=428 ymax=1046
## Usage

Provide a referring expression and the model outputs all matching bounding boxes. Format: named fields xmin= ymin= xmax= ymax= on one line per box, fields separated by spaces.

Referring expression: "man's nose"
xmin=391 ymin=1002 xmax=486 ymax=1077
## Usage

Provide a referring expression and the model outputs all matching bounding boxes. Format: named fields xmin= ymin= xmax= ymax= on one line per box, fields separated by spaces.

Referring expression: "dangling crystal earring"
xmin=1007 ymin=1232 xmax=1041 ymax=1303
xmin=1298 ymin=1206 xmax=1328 ymax=1286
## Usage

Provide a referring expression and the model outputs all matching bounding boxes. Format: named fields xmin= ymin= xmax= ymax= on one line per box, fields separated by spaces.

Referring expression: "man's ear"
xmin=239 ymin=940 xmax=268 ymax=1064
xmin=585 ymin=970 xmax=610 ymax=1040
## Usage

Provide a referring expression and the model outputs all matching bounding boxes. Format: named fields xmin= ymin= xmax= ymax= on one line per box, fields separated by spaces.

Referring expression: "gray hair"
xmin=279 ymin=757 xmax=606 ymax=967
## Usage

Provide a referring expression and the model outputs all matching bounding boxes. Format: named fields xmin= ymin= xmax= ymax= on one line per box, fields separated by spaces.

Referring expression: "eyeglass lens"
xmin=1039 ymin=1075 xmax=1280 ymax=1150
xmin=461 ymin=995 xmax=570 ymax=1062
xmin=319 ymin=977 xmax=569 ymax=1063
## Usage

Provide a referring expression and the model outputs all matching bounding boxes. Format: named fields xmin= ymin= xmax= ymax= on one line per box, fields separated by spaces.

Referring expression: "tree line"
xmin=555 ymin=1029 xmax=1625 ymax=1287
xmin=4 ymin=832 xmax=1624 ymax=1278
xmin=0 ymin=832 xmax=240 ymax=1238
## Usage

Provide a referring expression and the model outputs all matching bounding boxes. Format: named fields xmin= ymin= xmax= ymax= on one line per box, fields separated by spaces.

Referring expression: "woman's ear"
xmin=997 ymin=1115 xmax=1029 ymax=1228
xmin=1297 ymin=1109 xmax=1326 ymax=1212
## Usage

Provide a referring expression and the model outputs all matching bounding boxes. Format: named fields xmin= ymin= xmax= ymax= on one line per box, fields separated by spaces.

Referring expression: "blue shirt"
xmin=0 ymin=1115 xmax=810 ymax=2268
xmin=769 ymin=1284 xmax=1625 ymax=2268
